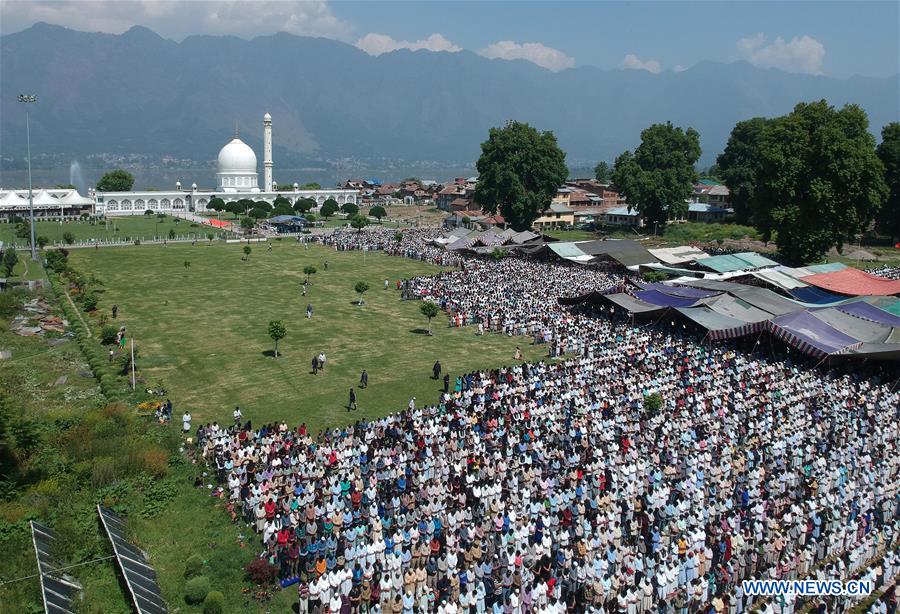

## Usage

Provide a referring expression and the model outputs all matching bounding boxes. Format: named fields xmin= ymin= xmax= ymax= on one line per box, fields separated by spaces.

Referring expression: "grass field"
xmin=69 ymin=241 xmax=545 ymax=429
xmin=2 ymin=215 xmax=231 ymax=247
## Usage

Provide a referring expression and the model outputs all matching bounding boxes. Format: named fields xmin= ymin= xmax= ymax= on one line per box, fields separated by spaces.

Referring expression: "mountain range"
xmin=2 ymin=22 xmax=898 ymax=168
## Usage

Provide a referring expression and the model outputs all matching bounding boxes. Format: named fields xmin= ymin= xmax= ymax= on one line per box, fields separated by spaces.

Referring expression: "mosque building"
xmin=92 ymin=112 xmax=357 ymax=216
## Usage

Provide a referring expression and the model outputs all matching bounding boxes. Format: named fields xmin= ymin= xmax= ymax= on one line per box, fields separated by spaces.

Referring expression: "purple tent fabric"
xmin=767 ymin=311 xmax=862 ymax=358
xmin=636 ymin=281 xmax=721 ymax=299
xmin=633 ymin=290 xmax=700 ymax=308
xmin=789 ymin=286 xmax=845 ymax=305
xmin=835 ymin=301 xmax=900 ymax=327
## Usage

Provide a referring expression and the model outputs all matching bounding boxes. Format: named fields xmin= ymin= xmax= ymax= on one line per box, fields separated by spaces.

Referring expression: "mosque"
xmin=92 ymin=112 xmax=357 ymax=217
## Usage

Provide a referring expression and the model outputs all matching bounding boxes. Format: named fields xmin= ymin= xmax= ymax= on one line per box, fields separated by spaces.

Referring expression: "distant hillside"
xmin=2 ymin=22 xmax=898 ymax=166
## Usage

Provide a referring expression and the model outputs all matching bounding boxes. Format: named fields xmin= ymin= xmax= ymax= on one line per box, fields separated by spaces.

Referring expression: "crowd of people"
xmin=200 ymin=229 xmax=898 ymax=613
xmin=865 ymin=265 xmax=900 ymax=281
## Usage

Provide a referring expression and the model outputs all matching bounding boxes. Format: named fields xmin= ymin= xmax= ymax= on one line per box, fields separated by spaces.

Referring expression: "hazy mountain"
xmin=2 ymin=22 xmax=898 ymax=167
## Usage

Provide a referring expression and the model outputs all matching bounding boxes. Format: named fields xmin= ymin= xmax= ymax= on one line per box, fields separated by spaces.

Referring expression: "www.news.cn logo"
xmin=743 ymin=580 xmax=872 ymax=597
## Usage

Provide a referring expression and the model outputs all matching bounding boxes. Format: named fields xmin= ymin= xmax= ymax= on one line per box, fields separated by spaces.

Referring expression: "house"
xmin=565 ymin=179 xmax=624 ymax=209
xmin=603 ymin=206 xmax=643 ymax=228
xmin=436 ymin=181 xmax=472 ymax=211
xmin=686 ymin=202 xmax=728 ymax=223
xmin=692 ymin=180 xmax=731 ymax=206
xmin=533 ymin=203 xmax=575 ymax=229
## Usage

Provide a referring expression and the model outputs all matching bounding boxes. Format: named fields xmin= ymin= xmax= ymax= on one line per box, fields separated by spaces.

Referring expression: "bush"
xmin=244 ymin=558 xmax=278 ymax=585
xmin=91 ymin=456 xmax=121 ymax=488
xmin=184 ymin=554 xmax=203 ymax=579
xmin=644 ymin=392 xmax=663 ymax=414
xmin=203 ymin=591 xmax=224 ymax=614
xmin=141 ymin=447 xmax=169 ymax=478
xmin=62 ymin=231 xmax=75 ymax=245
xmin=184 ymin=575 xmax=210 ymax=604
xmin=82 ymin=293 xmax=98 ymax=312
xmin=642 ymin=271 xmax=668 ymax=283
xmin=100 ymin=325 xmax=118 ymax=345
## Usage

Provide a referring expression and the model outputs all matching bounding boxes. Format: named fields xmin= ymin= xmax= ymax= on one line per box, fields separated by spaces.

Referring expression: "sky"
xmin=1 ymin=0 xmax=898 ymax=78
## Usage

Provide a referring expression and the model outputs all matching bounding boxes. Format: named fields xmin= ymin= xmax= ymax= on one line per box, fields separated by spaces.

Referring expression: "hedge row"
xmin=48 ymin=273 xmax=127 ymax=402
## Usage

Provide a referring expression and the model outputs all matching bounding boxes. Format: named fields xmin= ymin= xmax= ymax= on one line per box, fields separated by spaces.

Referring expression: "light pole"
xmin=17 ymin=94 xmax=38 ymax=261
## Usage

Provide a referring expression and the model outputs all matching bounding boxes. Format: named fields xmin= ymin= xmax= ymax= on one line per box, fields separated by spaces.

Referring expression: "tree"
xmin=294 ymin=198 xmax=315 ymax=213
xmin=341 ymin=202 xmax=359 ymax=216
xmin=224 ymin=202 xmax=243 ymax=218
xmin=249 ymin=207 xmax=269 ymax=220
xmin=611 ymin=122 xmax=701 ymax=233
xmin=369 ymin=206 xmax=387 ymax=221
xmin=2 ymin=247 xmax=18 ymax=277
xmin=644 ymin=392 xmax=663 ymax=414
xmin=36 ymin=236 xmax=49 ymax=249
xmin=168 ymin=228 xmax=176 ymax=239
xmin=717 ymin=117 xmax=769 ymax=225
xmin=593 ymin=161 xmax=611 ymax=183
xmin=303 ymin=265 xmax=317 ymax=283
xmin=240 ymin=216 xmax=255 ymax=231
xmin=474 ymin=121 xmax=568 ymax=231
xmin=272 ymin=202 xmax=294 ymax=217
xmin=750 ymin=101 xmax=888 ymax=264
xmin=320 ymin=200 xmax=338 ymax=219
xmin=300 ymin=182 xmax=321 ymax=190
xmin=273 ymin=195 xmax=291 ymax=208
xmin=207 ymin=196 xmax=226 ymax=212
xmin=350 ymin=214 xmax=369 ymax=233
xmin=268 ymin=320 xmax=286 ymax=357
xmin=354 ymin=281 xmax=370 ymax=305
xmin=206 ymin=233 xmax=214 ymax=244
xmin=304 ymin=212 xmax=317 ymax=223
xmin=420 ymin=301 xmax=440 ymax=336
xmin=322 ymin=198 xmax=339 ymax=214
xmin=15 ymin=221 xmax=29 ymax=239
xmin=96 ymin=169 xmax=134 ymax=192
xmin=242 ymin=245 xmax=252 ymax=260
xmin=876 ymin=122 xmax=900 ymax=243
xmin=183 ymin=260 xmax=191 ymax=270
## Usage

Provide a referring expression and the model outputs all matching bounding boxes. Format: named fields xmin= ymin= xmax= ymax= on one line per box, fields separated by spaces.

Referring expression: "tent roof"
xmin=701 ymin=294 xmax=773 ymax=323
xmin=695 ymin=252 xmax=777 ymax=273
xmin=57 ymin=190 xmax=94 ymax=205
xmin=809 ymin=307 xmax=894 ymax=343
xmin=634 ymin=289 xmax=700 ymax=308
xmin=635 ymin=281 xmax=721 ymax=299
xmin=729 ymin=286 xmax=805 ymax=316
xmin=733 ymin=252 xmax=779 ymax=268
xmin=788 ymin=286 xmax=846 ymax=305
xmin=605 ymin=293 xmax=666 ymax=314
xmin=768 ymin=311 xmax=862 ymax=358
xmin=269 ymin=214 xmax=307 ymax=223
xmin=837 ymin=343 xmax=900 ymax=360
xmin=31 ymin=189 xmax=60 ymax=206
xmin=801 ymin=268 xmax=900 ymax=296
xmin=548 ymin=242 xmax=589 ymax=259
xmin=674 ymin=306 xmax=760 ymax=339
xmin=753 ymin=269 xmax=808 ymax=291
xmin=833 ymin=301 xmax=900 ymax=327
xmin=0 ymin=190 xmax=29 ymax=205
xmin=647 ymin=246 xmax=710 ymax=265
xmin=674 ymin=278 xmax=749 ymax=292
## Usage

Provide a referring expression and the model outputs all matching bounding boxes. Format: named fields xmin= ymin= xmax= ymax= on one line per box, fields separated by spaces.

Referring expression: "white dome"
xmin=217 ymin=138 xmax=257 ymax=174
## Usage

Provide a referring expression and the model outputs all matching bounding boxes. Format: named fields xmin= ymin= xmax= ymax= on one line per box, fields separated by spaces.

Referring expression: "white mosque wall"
xmin=95 ymin=189 xmax=358 ymax=216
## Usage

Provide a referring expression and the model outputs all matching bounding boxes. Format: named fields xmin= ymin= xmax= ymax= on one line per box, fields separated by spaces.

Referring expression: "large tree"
xmin=751 ymin=101 xmax=887 ymax=264
xmin=96 ymin=169 xmax=134 ymax=192
xmin=474 ymin=121 xmax=568 ymax=231
xmin=876 ymin=122 xmax=900 ymax=243
xmin=207 ymin=197 xmax=226 ymax=212
xmin=716 ymin=117 xmax=769 ymax=225
xmin=593 ymin=161 xmax=611 ymax=183
xmin=611 ymin=122 xmax=701 ymax=233
xmin=320 ymin=200 xmax=338 ymax=219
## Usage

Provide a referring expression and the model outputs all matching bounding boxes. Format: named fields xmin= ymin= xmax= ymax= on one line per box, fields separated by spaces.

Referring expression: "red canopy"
xmin=802 ymin=268 xmax=900 ymax=297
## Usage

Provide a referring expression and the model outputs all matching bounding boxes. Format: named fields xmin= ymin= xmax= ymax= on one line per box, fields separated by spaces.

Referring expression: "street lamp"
xmin=17 ymin=94 xmax=38 ymax=261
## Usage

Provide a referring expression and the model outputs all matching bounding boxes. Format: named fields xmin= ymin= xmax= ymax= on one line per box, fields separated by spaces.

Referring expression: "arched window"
xmin=106 ymin=200 xmax=119 ymax=211
xmin=198 ymin=199 xmax=208 ymax=208
xmin=135 ymin=199 xmax=145 ymax=208
xmin=160 ymin=198 xmax=171 ymax=208
xmin=173 ymin=198 xmax=184 ymax=209
xmin=148 ymin=199 xmax=159 ymax=208
xmin=121 ymin=199 xmax=132 ymax=210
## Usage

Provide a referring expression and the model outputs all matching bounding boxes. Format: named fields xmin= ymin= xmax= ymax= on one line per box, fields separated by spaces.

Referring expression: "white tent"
xmin=57 ymin=190 xmax=94 ymax=206
xmin=0 ymin=190 xmax=29 ymax=209
xmin=31 ymin=189 xmax=60 ymax=207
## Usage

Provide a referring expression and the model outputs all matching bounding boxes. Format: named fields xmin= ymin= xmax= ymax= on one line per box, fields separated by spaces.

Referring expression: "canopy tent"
xmin=842 ymin=301 xmax=900 ymax=325
xmin=753 ymin=269 xmax=809 ymax=291
xmin=835 ymin=343 xmax=900 ymax=360
xmin=864 ymin=297 xmax=900 ymax=316
xmin=634 ymin=262 xmax=704 ymax=278
xmin=809 ymin=307 xmax=895 ymax=343
xmin=695 ymin=252 xmax=778 ymax=273
xmin=647 ymin=246 xmax=710 ymax=265
xmin=729 ymin=286 xmax=806 ymax=316
xmin=547 ymin=242 xmax=591 ymax=263
xmin=577 ymin=239 xmax=657 ymax=266
xmin=31 ymin=189 xmax=60 ymax=207
xmin=633 ymin=289 xmax=700 ymax=308
xmin=788 ymin=286 xmax=846 ymax=305
xmin=674 ymin=306 xmax=766 ymax=340
xmin=767 ymin=311 xmax=862 ymax=359
xmin=57 ymin=190 xmax=94 ymax=206
xmin=801 ymin=268 xmax=900 ymax=296
xmin=633 ymin=280 xmax=721 ymax=299
xmin=0 ymin=190 xmax=29 ymax=208
xmin=604 ymin=292 xmax=667 ymax=316
xmin=673 ymin=278 xmax=749 ymax=292
xmin=701 ymin=294 xmax=773 ymax=324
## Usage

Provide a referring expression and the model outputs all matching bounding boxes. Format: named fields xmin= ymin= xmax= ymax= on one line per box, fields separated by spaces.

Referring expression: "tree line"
xmin=473 ymin=101 xmax=899 ymax=265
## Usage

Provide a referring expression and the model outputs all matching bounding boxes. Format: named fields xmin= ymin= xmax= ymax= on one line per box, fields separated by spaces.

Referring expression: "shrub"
xmin=62 ymin=231 xmax=75 ymax=245
xmin=91 ymin=456 xmax=121 ymax=488
xmin=642 ymin=271 xmax=668 ymax=283
xmin=644 ymin=392 xmax=663 ymax=414
xmin=37 ymin=236 xmax=49 ymax=249
xmin=244 ymin=558 xmax=278 ymax=586
xmin=184 ymin=554 xmax=203 ymax=579
xmin=184 ymin=575 xmax=210 ymax=604
xmin=82 ymin=293 xmax=98 ymax=312
xmin=141 ymin=447 xmax=169 ymax=478
xmin=100 ymin=325 xmax=118 ymax=345
xmin=203 ymin=591 xmax=224 ymax=614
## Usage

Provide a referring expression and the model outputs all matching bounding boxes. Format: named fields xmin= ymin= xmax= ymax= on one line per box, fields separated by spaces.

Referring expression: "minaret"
xmin=263 ymin=112 xmax=273 ymax=192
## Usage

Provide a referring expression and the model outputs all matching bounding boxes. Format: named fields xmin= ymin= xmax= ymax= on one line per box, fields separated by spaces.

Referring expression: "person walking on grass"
xmin=311 ymin=355 xmax=319 ymax=375
xmin=514 ymin=346 xmax=522 ymax=361
xmin=182 ymin=410 xmax=192 ymax=434
xmin=432 ymin=360 xmax=442 ymax=380
xmin=306 ymin=303 xmax=313 ymax=318
xmin=348 ymin=388 xmax=357 ymax=412
xmin=443 ymin=374 xmax=450 ymax=393
xmin=360 ymin=370 xmax=368 ymax=389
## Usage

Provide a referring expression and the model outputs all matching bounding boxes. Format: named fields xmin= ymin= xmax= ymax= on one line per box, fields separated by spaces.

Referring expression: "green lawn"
xmin=2 ymin=215 xmax=232 ymax=248
xmin=69 ymin=242 xmax=545 ymax=429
